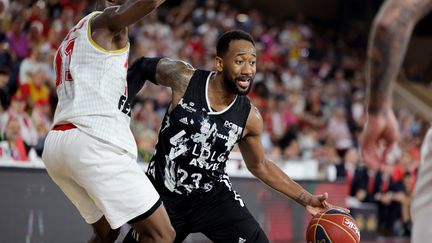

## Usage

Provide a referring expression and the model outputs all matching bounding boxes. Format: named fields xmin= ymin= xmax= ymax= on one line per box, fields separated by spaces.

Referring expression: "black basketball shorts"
xmin=123 ymin=182 xmax=269 ymax=243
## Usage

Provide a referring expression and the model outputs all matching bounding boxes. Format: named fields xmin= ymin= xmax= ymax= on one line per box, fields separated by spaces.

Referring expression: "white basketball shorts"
xmin=412 ymin=128 xmax=432 ymax=243
xmin=42 ymin=127 xmax=160 ymax=229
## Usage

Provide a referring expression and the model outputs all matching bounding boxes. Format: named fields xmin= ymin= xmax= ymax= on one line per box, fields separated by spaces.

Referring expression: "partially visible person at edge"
xmin=359 ymin=0 xmax=432 ymax=242
xmin=124 ymin=30 xmax=349 ymax=243
xmin=41 ymin=0 xmax=175 ymax=242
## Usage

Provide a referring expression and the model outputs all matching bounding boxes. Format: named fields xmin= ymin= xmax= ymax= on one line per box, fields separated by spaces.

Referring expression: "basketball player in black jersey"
xmin=124 ymin=30 xmax=347 ymax=243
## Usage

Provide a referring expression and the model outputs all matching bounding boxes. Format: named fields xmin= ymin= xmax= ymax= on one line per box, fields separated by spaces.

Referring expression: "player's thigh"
xmin=123 ymin=200 xmax=190 ymax=243
xmin=64 ymin=130 xmax=161 ymax=229
xmin=42 ymin=130 xmax=103 ymax=225
xmin=123 ymin=202 xmax=176 ymax=242
xmin=48 ymin=167 xmax=104 ymax=224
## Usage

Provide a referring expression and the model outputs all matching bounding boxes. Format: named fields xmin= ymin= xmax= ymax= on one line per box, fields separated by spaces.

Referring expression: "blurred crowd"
xmin=0 ymin=0 xmax=430 ymax=238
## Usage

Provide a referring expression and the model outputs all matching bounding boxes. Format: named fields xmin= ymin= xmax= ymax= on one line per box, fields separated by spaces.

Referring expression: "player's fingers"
xmin=382 ymin=141 xmax=396 ymax=163
xmin=360 ymin=131 xmax=381 ymax=169
xmin=305 ymin=205 xmax=319 ymax=216
xmin=361 ymin=145 xmax=380 ymax=170
xmin=318 ymin=192 xmax=328 ymax=202
xmin=335 ymin=206 xmax=350 ymax=213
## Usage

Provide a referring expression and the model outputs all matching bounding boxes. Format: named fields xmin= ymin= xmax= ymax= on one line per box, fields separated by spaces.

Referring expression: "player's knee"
xmin=166 ymin=225 xmax=176 ymax=241
xmin=143 ymin=225 xmax=175 ymax=243
xmin=89 ymin=228 xmax=120 ymax=243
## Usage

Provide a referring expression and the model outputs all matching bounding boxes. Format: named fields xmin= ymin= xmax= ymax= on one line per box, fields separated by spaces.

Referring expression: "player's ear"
xmin=215 ymin=56 xmax=223 ymax=72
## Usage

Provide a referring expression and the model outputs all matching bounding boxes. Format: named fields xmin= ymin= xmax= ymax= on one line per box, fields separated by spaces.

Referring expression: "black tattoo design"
xmin=296 ymin=191 xmax=312 ymax=206
xmin=367 ymin=0 xmax=432 ymax=113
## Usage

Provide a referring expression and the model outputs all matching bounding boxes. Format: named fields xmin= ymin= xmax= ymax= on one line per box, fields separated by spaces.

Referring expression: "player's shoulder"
xmin=244 ymin=104 xmax=263 ymax=137
xmin=160 ymin=58 xmax=194 ymax=73
xmin=81 ymin=11 xmax=102 ymax=24
xmin=158 ymin=58 xmax=195 ymax=87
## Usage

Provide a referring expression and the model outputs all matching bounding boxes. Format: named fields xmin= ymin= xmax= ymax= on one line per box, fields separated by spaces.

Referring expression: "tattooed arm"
xmin=367 ymin=0 xmax=432 ymax=112
xmin=127 ymin=57 xmax=194 ymax=109
xmin=361 ymin=0 xmax=432 ymax=169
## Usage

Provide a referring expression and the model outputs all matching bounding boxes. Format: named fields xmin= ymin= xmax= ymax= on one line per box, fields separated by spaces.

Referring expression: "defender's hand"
xmin=360 ymin=108 xmax=400 ymax=170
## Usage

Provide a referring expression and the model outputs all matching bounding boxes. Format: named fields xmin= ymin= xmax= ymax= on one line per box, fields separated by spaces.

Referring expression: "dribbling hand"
xmin=305 ymin=192 xmax=350 ymax=216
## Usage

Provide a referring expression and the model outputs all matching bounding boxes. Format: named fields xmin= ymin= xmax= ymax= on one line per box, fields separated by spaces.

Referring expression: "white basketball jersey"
xmin=52 ymin=11 xmax=137 ymax=157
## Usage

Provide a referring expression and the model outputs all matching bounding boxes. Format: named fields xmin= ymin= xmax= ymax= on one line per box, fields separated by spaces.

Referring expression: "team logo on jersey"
xmin=179 ymin=99 xmax=196 ymax=113
xmin=238 ymin=237 xmax=246 ymax=243
xmin=118 ymin=95 xmax=131 ymax=117
xmin=179 ymin=117 xmax=189 ymax=125
xmin=200 ymin=119 xmax=211 ymax=134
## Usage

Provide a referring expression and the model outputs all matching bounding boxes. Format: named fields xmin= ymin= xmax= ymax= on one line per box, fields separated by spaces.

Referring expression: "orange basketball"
xmin=306 ymin=209 xmax=361 ymax=243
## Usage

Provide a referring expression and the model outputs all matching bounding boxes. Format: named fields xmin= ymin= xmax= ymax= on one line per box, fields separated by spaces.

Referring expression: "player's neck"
xmin=208 ymin=74 xmax=236 ymax=111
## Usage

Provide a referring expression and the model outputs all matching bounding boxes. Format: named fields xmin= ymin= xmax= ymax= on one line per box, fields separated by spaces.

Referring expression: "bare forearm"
xmin=367 ymin=0 xmax=432 ymax=113
xmin=93 ymin=0 xmax=165 ymax=30
xmin=248 ymin=159 xmax=313 ymax=206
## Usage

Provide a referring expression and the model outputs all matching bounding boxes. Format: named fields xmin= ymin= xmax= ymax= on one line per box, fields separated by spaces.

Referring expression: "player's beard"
xmin=222 ymin=70 xmax=253 ymax=96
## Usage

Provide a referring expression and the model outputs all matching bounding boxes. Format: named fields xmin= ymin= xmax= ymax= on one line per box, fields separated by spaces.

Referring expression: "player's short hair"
xmin=216 ymin=30 xmax=255 ymax=57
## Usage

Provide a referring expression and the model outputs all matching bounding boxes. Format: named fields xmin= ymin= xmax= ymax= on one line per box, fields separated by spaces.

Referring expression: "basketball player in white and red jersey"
xmin=41 ymin=1 xmax=175 ymax=242
xmin=360 ymin=0 xmax=432 ymax=242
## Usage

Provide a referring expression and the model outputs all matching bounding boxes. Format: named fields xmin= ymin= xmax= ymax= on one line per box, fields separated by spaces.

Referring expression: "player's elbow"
xmin=104 ymin=0 xmax=166 ymax=30
xmin=246 ymin=159 xmax=268 ymax=176
xmin=373 ymin=16 xmax=397 ymax=38
xmin=373 ymin=11 xmax=414 ymax=38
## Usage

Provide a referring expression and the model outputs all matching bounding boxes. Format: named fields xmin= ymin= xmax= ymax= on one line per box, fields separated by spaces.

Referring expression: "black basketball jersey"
xmin=147 ymin=69 xmax=251 ymax=196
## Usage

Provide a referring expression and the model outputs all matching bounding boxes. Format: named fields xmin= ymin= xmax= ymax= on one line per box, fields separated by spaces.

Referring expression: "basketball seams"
xmin=316 ymin=218 xmax=358 ymax=243
xmin=309 ymin=223 xmax=333 ymax=243
xmin=308 ymin=210 xmax=359 ymax=243
xmin=324 ymin=209 xmax=352 ymax=217
xmin=314 ymin=212 xmax=326 ymax=243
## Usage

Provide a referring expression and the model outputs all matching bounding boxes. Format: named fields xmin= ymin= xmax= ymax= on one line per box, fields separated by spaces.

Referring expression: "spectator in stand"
xmin=6 ymin=15 xmax=29 ymax=61
xmin=282 ymin=65 xmax=303 ymax=92
xmin=0 ymin=0 xmax=11 ymax=37
xmin=343 ymin=149 xmax=370 ymax=202
xmin=302 ymin=88 xmax=326 ymax=128
xmin=327 ymin=106 xmax=353 ymax=157
xmin=401 ymin=171 xmax=413 ymax=236
xmin=0 ymin=115 xmax=29 ymax=161
xmin=131 ymin=98 xmax=161 ymax=132
xmin=20 ymin=66 xmax=51 ymax=108
xmin=0 ymin=91 xmax=38 ymax=146
xmin=375 ymin=163 xmax=405 ymax=236
xmin=0 ymin=67 xmax=11 ymax=111
xmin=28 ymin=20 xmax=45 ymax=50
xmin=19 ymin=44 xmax=54 ymax=86
xmin=31 ymin=99 xmax=51 ymax=157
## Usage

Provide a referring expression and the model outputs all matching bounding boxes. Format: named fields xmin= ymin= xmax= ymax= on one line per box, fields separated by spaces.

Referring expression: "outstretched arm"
xmin=127 ymin=57 xmax=194 ymax=100
xmin=238 ymin=106 xmax=347 ymax=216
xmin=367 ymin=0 xmax=432 ymax=112
xmin=361 ymin=0 xmax=432 ymax=169
xmin=92 ymin=0 xmax=165 ymax=31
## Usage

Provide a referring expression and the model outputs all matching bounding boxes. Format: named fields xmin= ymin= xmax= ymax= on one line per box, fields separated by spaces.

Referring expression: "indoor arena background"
xmin=1 ymin=0 xmax=432 ymax=242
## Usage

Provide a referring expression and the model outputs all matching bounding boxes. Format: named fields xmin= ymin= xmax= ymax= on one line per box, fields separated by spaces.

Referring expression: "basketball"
xmin=306 ymin=209 xmax=361 ymax=243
